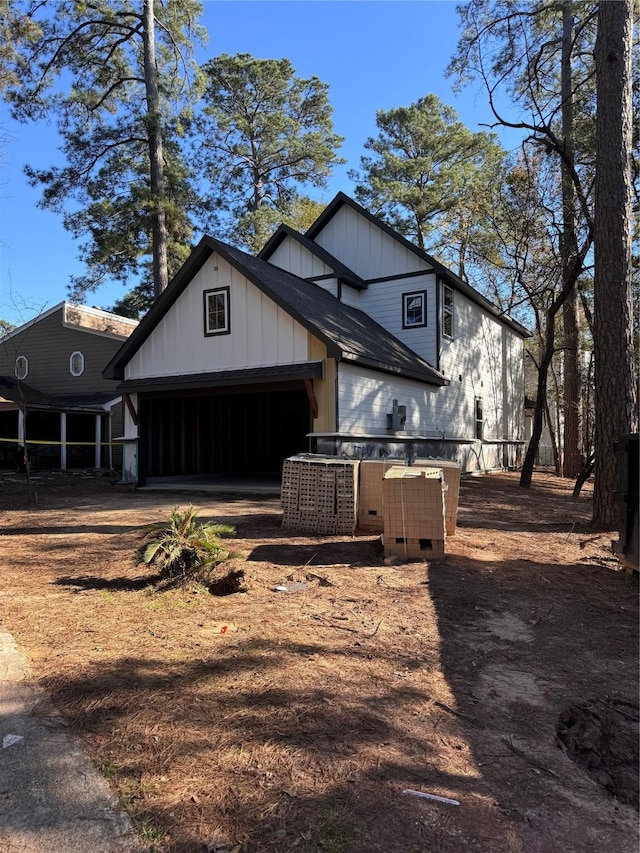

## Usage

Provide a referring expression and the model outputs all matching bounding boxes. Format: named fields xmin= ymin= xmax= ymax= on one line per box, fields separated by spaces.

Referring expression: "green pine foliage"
xmin=4 ymin=0 xmax=206 ymax=305
xmin=195 ymin=53 xmax=344 ymax=252
xmin=348 ymin=93 xmax=506 ymax=280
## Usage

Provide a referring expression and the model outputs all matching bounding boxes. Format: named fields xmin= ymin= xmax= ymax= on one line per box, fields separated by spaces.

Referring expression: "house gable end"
xmin=305 ymin=193 xmax=529 ymax=337
xmin=0 ymin=304 xmax=135 ymax=398
xmin=125 ymin=252 xmax=316 ymax=381
xmin=260 ymin=224 xmax=366 ymax=290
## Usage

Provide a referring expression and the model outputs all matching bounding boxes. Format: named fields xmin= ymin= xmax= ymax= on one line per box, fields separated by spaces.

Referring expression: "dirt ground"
xmin=0 ymin=469 xmax=637 ymax=853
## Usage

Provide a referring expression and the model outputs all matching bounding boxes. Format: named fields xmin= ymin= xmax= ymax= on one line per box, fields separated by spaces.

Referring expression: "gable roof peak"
xmin=304 ymin=192 xmax=528 ymax=337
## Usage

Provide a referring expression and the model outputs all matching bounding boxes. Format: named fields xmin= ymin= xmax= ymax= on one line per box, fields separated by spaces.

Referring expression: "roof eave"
xmin=210 ymin=240 xmax=344 ymax=359
xmin=341 ymin=353 xmax=448 ymax=387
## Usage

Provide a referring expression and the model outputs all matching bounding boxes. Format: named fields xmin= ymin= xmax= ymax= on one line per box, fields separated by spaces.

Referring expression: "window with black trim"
xmin=402 ymin=290 xmax=427 ymax=329
xmin=475 ymin=397 xmax=483 ymax=440
xmin=15 ymin=355 xmax=28 ymax=380
xmin=204 ymin=287 xmax=230 ymax=336
xmin=70 ymin=351 xmax=85 ymax=376
xmin=443 ymin=284 xmax=454 ymax=339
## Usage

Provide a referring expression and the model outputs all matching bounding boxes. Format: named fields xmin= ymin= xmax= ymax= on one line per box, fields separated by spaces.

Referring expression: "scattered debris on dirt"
xmin=557 ymin=696 xmax=639 ymax=808
xmin=209 ymin=568 xmax=247 ymax=596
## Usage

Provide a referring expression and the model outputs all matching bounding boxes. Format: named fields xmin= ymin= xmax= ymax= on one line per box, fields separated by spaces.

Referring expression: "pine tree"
xmin=4 ymin=0 xmax=205 ymax=302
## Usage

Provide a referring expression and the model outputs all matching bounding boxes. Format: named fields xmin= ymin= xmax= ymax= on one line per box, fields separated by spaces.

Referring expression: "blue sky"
xmin=0 ymin=0 xmax=523 ymax=326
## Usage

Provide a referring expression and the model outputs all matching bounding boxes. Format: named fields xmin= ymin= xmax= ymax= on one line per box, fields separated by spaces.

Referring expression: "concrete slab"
xmin=0 ymin=629 xmax=145 ymax=853
xmin=139 ymin=473 xmax=281 ymax=496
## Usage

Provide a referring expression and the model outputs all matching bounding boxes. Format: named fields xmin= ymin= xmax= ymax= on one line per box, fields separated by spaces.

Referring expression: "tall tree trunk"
xmin=550 ymin=361 xmax=563 ymax=475
xmin=561 ymin=2 xmax=582 ymax=478
xmin=142 ymin=0 xmax=169 ymax=297
xmin=521 ymin=332 xmax=555 ymax=487
xmin=592 ymin=0 xmax=637 ymax=528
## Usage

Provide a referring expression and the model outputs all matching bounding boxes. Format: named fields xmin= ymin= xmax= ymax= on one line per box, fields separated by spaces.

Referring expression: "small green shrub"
xmin=135 ymin=506 xmax=237 ymax=584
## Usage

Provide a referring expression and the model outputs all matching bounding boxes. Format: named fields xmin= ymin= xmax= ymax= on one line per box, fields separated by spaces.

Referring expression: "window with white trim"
xmin=203 ymin=287 xmax=230 ymax=336
xmin=15 ymin=355 xmax=28 ymax=380
xmin=70 ymin=351 xmax=85 ymax=376
xmin=443 ymin=284 xmax=454 ymax=339
xmin=475 ymin=397 xmax=484 ymax=440
xmin=402 ymin=290 xmax=427 ymax=329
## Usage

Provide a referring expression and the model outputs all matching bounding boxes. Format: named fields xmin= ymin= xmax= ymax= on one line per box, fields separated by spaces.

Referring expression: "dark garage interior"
xmin=138 ymin=384 xmax=311 ymax=481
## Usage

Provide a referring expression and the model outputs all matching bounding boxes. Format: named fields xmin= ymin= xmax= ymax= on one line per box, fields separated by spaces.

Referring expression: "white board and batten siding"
xmin=313 ymin=203 xmax=429 ymax=281
xmin=268 ymin=222 xmax=439 ymax=365
xmin=125 ymin=253 xmax=310 ymax=381
xmin=267 ymin=237 xmax=340 ymax=298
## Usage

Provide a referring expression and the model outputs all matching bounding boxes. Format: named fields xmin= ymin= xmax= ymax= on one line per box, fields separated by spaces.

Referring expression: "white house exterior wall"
xmin=350 ymin=275 xmax=438 ymax=365
xmin=125 ymin=254 xmax=309 ymax=380
xmin=336 ymin=295 xmax=524 ymax=446
xmin=337 ymin=363 xmax=438 ymax=435
xmin=438 ymin=286 xmax=525 ymax=442
xmin=258 ymin=237 xmax=342 ymax=296
xmin=268 ymin=237 xmax=334 ymax=280
xmin=313 ymin=204 xmax=431 ymax=280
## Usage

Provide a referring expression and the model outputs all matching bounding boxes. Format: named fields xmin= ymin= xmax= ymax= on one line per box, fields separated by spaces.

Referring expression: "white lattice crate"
xmin=280 ymin=454 xmax=359 ymax=534
xmin=297 ymin=510 xmax=319 ymax=534
xmin=280 ymin=459 xmax=300 ymax=508
xmin=316 ymin=514 xmax=338 ymax=535
xmin=281 ymin=509 xmax=300 ymax=529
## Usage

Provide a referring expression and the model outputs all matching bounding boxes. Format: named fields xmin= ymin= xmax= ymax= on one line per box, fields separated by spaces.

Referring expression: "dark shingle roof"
xmin=0 ymin=375 xmax=119 ymax=410
xmin=104 ymin=237 xmax=446 ymax=388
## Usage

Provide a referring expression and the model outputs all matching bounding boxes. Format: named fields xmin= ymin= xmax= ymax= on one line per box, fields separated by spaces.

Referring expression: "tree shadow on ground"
xmin=53 ymin=573 xmax=161 ymax=592
xmin=32 ymin=641 xmax=508 ymax=853
xmin=425 ymin=549 xmax=639 ymax=850
xmin=247 ymin=538 xmax=383 ymax=566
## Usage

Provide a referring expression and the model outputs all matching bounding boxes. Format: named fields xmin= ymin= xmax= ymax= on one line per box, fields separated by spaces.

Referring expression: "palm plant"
xmin=135 ymin=506 xmax=237 ymax=584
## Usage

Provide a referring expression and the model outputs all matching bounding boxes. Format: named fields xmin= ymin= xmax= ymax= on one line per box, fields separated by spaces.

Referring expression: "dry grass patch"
xmin=0 ymin=471 xmax=637 ymax=852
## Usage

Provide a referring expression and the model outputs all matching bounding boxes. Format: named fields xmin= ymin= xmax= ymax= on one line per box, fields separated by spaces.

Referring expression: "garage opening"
xmin=139 ymin=385 xmax=310 ymax=480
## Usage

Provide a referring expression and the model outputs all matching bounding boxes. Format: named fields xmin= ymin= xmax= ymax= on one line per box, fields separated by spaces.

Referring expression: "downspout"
xmin=435 ymin=276 xmax=442 ymax=372
xmin=60 ymin=412 xmax=67 ymax=471
xmin=335 ymin=359 xmax=340 ymax=453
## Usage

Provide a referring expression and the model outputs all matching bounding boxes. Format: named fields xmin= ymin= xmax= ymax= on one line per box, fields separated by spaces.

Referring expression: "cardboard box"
xmin=382 ymin=468 xmax=446 ymax=559
xmin=358 ymin=458 xmax=460 ymax=535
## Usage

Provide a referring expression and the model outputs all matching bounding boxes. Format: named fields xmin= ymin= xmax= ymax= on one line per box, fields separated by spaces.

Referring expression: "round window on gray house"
xmin=15 ymin=355 xmax=28 ymax=380
xmin=70 ymin=351 xmax=85 ymax=376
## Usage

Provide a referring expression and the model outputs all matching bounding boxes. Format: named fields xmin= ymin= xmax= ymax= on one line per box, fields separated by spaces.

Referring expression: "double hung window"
xmin=204 ymin=287 xmax=230 ymax=336
xmin=443 ymin=284 xmax=454 ymax=339
xmin=402 ymin=290 xmax=427 ymax=329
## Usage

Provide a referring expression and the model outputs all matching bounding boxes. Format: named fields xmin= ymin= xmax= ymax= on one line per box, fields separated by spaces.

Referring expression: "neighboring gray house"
xmin=105 ymin=193 xmax=528 ymax=485
xmin=0 ymin=302 xmax=138 ymax=470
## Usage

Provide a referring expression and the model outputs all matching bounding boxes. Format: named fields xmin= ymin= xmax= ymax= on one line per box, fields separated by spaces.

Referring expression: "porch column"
xmin=107 ymin=413 xmax=113 ymax=470
xmin=17 ymin=409 xmax=25 ymax=444
xmin=60 ymin=412 xmax=67 ymax=471
xmin=95 ymin=414 xmax=102 ymax=469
